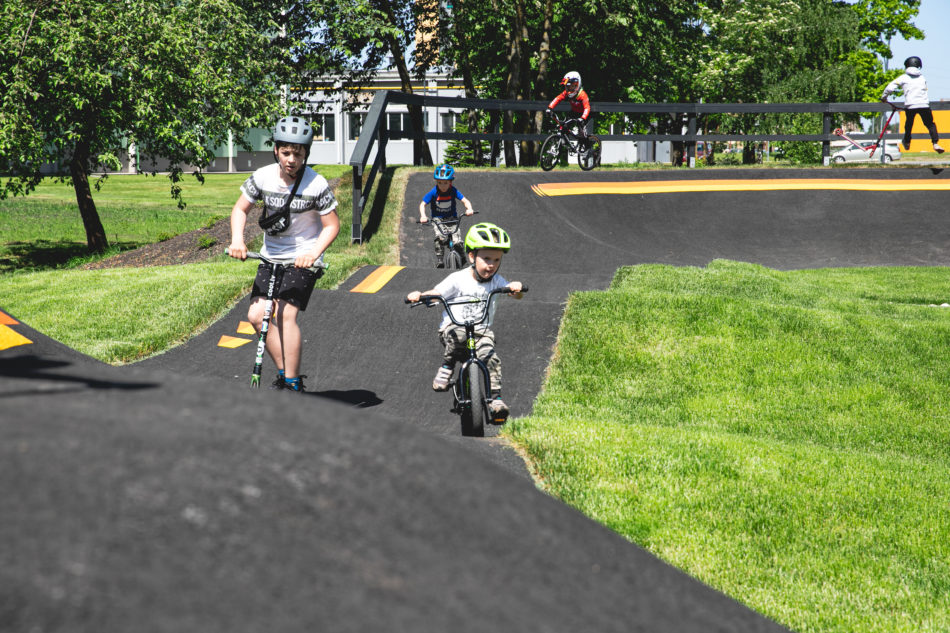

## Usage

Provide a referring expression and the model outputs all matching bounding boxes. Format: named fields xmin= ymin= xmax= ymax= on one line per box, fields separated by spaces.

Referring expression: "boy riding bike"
xmin=406 ymin=223 xmax=524 ymax=423
xmin=546 ymin=71 xmax=592 ymax=141
xmin=226 ymin=115 xmax=340 ymax=392
xmin=419 ymin=164 xmax=475 ymax=267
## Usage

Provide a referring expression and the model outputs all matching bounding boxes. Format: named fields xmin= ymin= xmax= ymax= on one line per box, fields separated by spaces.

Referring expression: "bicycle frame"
xmin=407 ymin=286 xmax=527 ymax=435
xmin=418 ymin=212 xmax=478 ymax=269
xmin=548 ymin=112 xmax=585 ymax=155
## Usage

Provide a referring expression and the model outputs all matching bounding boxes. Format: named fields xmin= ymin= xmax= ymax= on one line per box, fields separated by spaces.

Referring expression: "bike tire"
xmin=460 ymin=363 xmax=488 ymax=437
xmin=578 ymin=135 xmax=602 ymax=171
xmin=540 ymin=134 xmax=564 ymax=171
xmin=442 ymin=246 xmax=455 ymax=269
xmin=449 ymin=247 xmax=464 ymax=269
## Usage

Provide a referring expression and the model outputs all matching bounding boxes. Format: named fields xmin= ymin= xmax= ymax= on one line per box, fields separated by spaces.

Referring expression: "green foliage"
xmin=0 ymin=0 xmax=287 ymax=250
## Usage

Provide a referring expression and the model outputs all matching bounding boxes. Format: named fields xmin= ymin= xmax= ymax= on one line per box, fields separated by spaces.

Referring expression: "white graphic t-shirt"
xmin=241 ymin=164 xmax=337 ymax=260
xmin=432 ymin=268 xmax=509 ymax=331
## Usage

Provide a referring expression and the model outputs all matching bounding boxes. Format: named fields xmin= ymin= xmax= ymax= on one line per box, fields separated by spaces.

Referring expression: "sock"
xmin=285 ymin=376 xmax=301 ymax=391
xmin=276 ymin=369 xmax=285 ymax=380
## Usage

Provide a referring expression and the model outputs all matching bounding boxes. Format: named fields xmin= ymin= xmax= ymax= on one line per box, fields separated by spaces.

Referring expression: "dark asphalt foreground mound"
xmin=17 ymin=167 xmax=950 ymax=631
xmin=1 ymin=331 xmax=786 ymax=632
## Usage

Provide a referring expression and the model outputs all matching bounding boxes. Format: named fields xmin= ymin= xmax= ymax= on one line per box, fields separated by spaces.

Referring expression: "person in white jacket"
xmin=882 ymin=56 xmax=944 ymax=153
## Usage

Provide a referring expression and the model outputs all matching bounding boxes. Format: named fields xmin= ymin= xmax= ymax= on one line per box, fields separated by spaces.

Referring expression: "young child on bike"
xmin=406 ymin=222 xmax=524 ymax=422
xmin=546 ymin=71 xmax=591 ymax=140
xmin=419 ymin=164 xmax=474 ymax=267
xmin=881 ymin=56 xmax=945 ymax=153
xmin=227 ymin=115 xmax=340 ymax=392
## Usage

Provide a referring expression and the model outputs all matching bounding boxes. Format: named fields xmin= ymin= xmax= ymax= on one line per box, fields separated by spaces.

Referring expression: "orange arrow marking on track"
xmin=532 ymin=179 xmax=950 ymax=197
xmin=218 ymin=335 xmax=253 ymax=349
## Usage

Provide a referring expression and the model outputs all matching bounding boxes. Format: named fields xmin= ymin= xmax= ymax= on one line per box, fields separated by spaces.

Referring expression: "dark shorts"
xmin=250 ymin=261 xmax=321 ymax=311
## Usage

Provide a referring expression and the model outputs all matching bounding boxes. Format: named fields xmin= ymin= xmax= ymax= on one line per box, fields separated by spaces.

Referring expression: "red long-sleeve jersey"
xmin=548 ymin=89 xmax=591 ymax=120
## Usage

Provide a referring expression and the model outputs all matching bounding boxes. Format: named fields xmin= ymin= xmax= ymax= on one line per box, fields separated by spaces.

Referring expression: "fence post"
xmin=351 ymin=164 xmax=363 ymax=244
xmin=687 ymin=111 xmax=698 ymax=167
xmin=822 ymin=111 xmax=832 ymax=164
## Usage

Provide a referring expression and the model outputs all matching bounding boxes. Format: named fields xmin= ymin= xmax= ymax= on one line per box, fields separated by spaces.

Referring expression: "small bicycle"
xmin=540 ymin=111 xmax=602 ymax=172
xmin=406 ymin=286 xmax=527 ymax=437
xmin=417 ymin=212 xmax=478 ymax=269
xmin=229 ymin=250 xmax=326 ymax=388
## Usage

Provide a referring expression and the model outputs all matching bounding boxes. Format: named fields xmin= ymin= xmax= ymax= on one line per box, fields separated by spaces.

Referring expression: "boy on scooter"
xmin=227 ymin=115 xmax=340 ymax=392
xmin=406 ymin=223 xmax=523 ymax=423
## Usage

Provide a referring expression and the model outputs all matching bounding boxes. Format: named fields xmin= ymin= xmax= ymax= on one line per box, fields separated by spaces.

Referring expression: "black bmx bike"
xmin=229 ymin=250 xmax=326 ymax=388
xmin=417 ymin=212 xmax=477 ymax=269
xmin=407 ymin=286 xmax=527 ymax=437
xmin=540 ymin=111 xmax=602 ymax=172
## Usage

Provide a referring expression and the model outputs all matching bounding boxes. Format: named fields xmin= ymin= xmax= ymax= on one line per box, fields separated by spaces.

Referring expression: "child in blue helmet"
xmin=419 ymin=164 xmax=474 ymax=267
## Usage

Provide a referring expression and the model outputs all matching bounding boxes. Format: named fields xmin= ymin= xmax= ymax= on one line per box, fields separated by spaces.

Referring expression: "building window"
xmin=348 ymin=113 xmax=366 ymax=141
xmin=312 ymin=114 xmax=335 ymax=142
xmin=388 ymin=112 xmax=415 ymax=140
xmin=440 ymin=111 xmax=463 ymax=132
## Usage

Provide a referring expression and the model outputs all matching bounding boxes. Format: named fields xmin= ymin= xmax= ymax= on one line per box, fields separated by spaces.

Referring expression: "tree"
xmin=0 ymin=0 xmax=286 ymax=253
xmin=287 ymin=0 xmax=434 ymax=165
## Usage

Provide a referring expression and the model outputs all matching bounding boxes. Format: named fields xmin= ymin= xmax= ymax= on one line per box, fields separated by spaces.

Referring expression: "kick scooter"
xmin=834 ymin=101 xmax=902 ymax=159
xmin=407 ymin=286 xmax=527 ymax=437
xmin=230 ymin=250 xmax=326 ymax=388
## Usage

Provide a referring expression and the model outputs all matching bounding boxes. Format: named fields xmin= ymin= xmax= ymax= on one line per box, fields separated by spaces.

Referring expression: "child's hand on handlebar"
xmin=406 ymin=291 xmax=423 ymax=303
xmin=295 ymin=251 xmax=321 ymax=269
xmin=464 ymin=209 xmax=474 ymax=216
xmin=227 ymin=243 xmax=248 ymax=260
xmin=508 ymin=281 xmax=524 ymax=297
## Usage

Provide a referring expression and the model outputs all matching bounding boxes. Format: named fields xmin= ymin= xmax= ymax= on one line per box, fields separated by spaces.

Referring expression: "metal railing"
xmin=347 ymin=91 xmax=950 ymax=242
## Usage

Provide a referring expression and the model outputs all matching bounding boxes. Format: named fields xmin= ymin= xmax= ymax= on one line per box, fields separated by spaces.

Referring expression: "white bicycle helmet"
xmin=561 ymin=71 xmax=582 ymax=98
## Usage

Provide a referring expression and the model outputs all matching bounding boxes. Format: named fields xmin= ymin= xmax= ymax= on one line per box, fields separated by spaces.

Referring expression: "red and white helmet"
xmin=560 ymin=71 xmax=581 ymax=97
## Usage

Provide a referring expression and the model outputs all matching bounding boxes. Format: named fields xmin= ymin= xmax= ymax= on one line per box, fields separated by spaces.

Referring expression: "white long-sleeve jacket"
xmin=882 ymin=67 xmax=930 ymax=109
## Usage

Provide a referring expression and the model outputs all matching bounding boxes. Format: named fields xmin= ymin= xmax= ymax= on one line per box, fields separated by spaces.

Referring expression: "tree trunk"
xmin=379 ymin=0 xmax=433 ymax=165
xmin=454 ymin=0 xmax=484 ymax=165
xmin=494 ymin=0 xmax=523 ymax=167
xmin=528 ymin=0 xmax=555 ymax=165
xmin=70 ymin=139 xmax=108 ymax=253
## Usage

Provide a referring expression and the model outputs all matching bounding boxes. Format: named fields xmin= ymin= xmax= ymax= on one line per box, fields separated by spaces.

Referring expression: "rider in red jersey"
xmin=546 ymin=71 xmax=591 ymax=139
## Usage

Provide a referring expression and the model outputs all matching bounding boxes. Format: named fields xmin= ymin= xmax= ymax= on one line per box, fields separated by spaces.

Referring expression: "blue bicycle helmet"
xmin=434 ymin=164 xmax=455 ymax=180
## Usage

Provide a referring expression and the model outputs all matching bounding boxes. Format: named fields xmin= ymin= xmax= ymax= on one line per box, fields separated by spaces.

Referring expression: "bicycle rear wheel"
xmin=459 ymin=363 xmax=488 ymax=437
xmin=578 ymin=135 xmax=602 ymax=171
xmin=539 ymin=134 xmax=564 ymax=171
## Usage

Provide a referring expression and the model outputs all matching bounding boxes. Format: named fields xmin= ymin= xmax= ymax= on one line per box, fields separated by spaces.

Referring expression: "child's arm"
xmin=227 ymin=195 xmax=255 ymax=259
xmin=406 ymin=289 xmax=440 ymax=303
xmin=418 ymin=200 xmax=429 ymax=223
xmin=460 ymin=195 xmax=474 ymax=216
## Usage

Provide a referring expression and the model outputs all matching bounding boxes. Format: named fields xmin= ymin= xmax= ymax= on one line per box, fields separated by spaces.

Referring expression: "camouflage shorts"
xmin=439 ymin=325 xmax=502 ymax=394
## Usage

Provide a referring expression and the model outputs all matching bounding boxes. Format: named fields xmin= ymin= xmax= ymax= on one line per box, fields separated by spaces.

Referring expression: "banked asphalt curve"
xmin=5 ymin=167 xmax=950 ymax=632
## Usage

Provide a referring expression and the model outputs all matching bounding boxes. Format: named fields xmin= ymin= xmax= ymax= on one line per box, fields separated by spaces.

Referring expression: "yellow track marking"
xmin=532 ymin=179 xmax=950 ymax=197
xmin=350 ymin=265 xmax=405 ymax=293
xmin=0 ymin=324 xmax=32 ymax=351
xmin=236 ymin=321 xmax=256 ymax=335
xmin=217 ymin=335 xmax=253 ymax=348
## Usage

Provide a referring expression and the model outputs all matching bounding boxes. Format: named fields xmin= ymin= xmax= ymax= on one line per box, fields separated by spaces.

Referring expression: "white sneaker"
xmin=934 ymin=143 xmax=945 ymax=154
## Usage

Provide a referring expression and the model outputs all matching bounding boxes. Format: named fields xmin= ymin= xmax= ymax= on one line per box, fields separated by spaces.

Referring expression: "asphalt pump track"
xmin=5 ymin=167 xmax=950 ymax=632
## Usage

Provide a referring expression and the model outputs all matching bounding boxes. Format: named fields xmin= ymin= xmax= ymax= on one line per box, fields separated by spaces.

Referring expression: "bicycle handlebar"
xmin=416 ymin=210 xmax=479 ymax=225
xmin=405 ymin=286 xmax=528 ymax=328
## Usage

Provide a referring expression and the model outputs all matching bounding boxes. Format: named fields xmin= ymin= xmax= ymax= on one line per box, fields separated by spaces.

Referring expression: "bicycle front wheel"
xmin=539 ymin=134 xmax=564 ymax=171
xmin=448 ymin=246 xmax=465 ymax=269
xmin=578 ymin=135 xmax=602 ymax=171
xmin=460 ymin=363 xmax=489 ymax=437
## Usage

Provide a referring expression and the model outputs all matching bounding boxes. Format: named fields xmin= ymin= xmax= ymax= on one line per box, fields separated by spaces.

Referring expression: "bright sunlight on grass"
xmin=506 ymin=260 xmax=950 ymax=633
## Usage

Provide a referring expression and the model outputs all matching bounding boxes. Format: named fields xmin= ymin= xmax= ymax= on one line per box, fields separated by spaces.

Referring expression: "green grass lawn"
xmin=0 ymin=164 xmax=402 ymax=362
xmin=505 ymin=260 xmax=950 ymax=633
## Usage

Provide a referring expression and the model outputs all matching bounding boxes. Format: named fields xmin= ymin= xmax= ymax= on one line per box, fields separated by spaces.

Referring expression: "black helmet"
xmin=904 ymin=56 xmax=922 ymax=69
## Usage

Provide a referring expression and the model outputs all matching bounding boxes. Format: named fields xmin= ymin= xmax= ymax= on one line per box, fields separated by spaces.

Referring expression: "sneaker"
xmin=489 ymin=397 xmax=510 ymax=424
xmin=269 ymin=375 xmax=286 ymax=391
xmin=284 ymin=375 xmax=307 ymax=393
xmin=902 ymin=141 xmax=911 ymax=151
xmin=935 ymin=143 xmax=945 ymax=154
xmin=432 ymin=365 xmax=453 ymax=391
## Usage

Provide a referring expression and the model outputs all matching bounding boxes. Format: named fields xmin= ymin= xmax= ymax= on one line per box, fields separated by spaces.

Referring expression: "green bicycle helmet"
xmin=465 ymin=222 xmax=511 ymax=253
